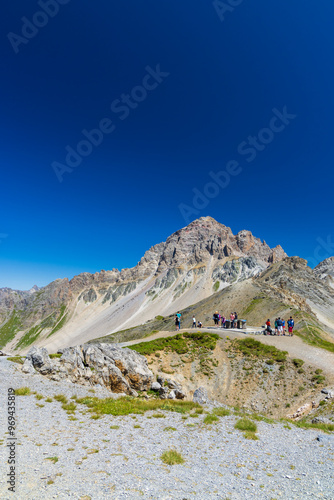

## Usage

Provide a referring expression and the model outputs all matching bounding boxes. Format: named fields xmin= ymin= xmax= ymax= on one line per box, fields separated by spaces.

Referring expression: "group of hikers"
xmin=175 ymin=312 xmax=203 ymax=330
xmin=264 ymin=316 xmax=295 ymax=336
xmin=213 ymin=311 xmax=239 ymax=328
xmin=174 ymin=310 xmax=295 ymax=336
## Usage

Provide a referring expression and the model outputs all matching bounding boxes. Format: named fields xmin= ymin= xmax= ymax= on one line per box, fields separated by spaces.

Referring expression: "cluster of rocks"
xmin=21 ymin=343 xmax=188 ymax=399
xmin=150 ymin=376 xmax=185 ymax=400
xmin=22 ymin=343 xmax=154 ymax=396
xmin=287 ymin=387 xmax=334 ymax=420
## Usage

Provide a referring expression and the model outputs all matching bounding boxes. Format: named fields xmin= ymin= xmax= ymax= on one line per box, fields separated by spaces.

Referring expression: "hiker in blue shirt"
xmin=287 ymin=316 xmax=294 ymax=336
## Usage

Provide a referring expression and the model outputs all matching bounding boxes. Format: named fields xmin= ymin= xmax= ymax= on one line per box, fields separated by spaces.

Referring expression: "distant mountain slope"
xmin=91 ymin=257 xmax=334 ymax=352
xmin=0 ymin=217 xmax=287 ymax=352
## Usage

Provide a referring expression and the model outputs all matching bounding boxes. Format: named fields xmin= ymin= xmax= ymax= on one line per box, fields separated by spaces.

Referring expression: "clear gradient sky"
xmin=1 ymin=0 xmax=334 ymax=290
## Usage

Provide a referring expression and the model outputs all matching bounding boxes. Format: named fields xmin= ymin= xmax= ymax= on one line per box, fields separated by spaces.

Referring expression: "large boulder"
xmin=21 ymin=357 xmax=36 ymax=374
xmin=25 ymin=346 xmax=52 ymax=374
xmin=193 ymin=387 xmax=209 ymax=404
xmin=24 ymin=343 xmax=154 ymax=395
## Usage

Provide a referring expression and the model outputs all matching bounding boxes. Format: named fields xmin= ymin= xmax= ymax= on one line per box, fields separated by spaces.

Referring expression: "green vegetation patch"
xmin=15 ymin=325 xmax=43 ymax=350
xmin=292 ymin=358 xmax=304 ymax=368
xmin=212 ymin=407 xmax=231 ymax=417
xmin=230 ymin=338 xmax=288 ymax=363
xmin=213 ymin=281 xmax=220 ymax=292
xmin=54 ymin=394 xmax=68 ymax=404
xmin=288 ymin=418 xmax=334 ymax=433
xmin=75 ymin=396 xmax=200 ymax=416
xmin=48 ymin=305 xmax=67 ymax=337
xmin=160 ymin=449 xmax=185 ymax=465
xmin=15 ymin=387 xmax=31 ymax=396
xmin=0 ymin=311 xmax=23 ymax=348
xmin=203 ymin=414 xmax=219 ymax=425
xmin=7 ymin=356 xmax=24 ymax=365
xmin=49 ymin=353 xmax=62 ymax=359
xmin=241 ymin=298 xmax=264 ymax=316
xmin=295 ymin=321 xmax=334 ymax=354
xmin=128 ymin=332 xmax=219 ymax=356
xmin=235 ymin=418 xmax=257 ymax=433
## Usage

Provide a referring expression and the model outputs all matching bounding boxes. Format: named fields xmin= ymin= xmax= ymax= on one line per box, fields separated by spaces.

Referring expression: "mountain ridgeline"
xmin=0 ymin=217 xmax=333 ymax=353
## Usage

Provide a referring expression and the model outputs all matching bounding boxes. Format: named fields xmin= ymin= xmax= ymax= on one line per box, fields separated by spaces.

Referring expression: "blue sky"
xmin=1 ymin=0 xmax=333 ymax=290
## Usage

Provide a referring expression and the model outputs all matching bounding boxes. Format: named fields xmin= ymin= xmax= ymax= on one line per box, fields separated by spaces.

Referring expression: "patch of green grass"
xmin=155 ymin=315 xmax=164 ymax=321
xmin=291 ymin=418 xmax=334 ymax=433
xmin=213 ymin=281 xmax=220 ymax=292
xmin=7 ymin=356 xmax=25 ymax=365
xmin=76 ymin=395 xmax=201 ymax=417
xmin=110 ymin=425 xmax=120 ymax=430
xmin=212 ymin=407 xmax=231 ymax=417
xmin=244 ymin=431 xmax=259 ymax=440
xmin=134 ymin=424 xmax=141 ymax=428
xmin=15 ymin=325 xmax=43 ymax=349
xmin=160 ymin=449 xmax=185 ymax=465
xmin=62 ymin=402 xmax=77 ymax=413
xmin=295 ymin=321 xmax=334 ymax=354
xmin=48 ymin=305 xmax=68 ymax=337
xmin=163 ymin=426 xmax=177 ymax=432
xmin=203 ymin=414 xmax=219 ymax=425
xmin=235 ymin=418 xmax=257 ymax=433
xmin=128 ymin=332 xmax=219 ymax=356
xmin=312 ymin=375 xmax=326 ymax=385
xmin=292 ymin=358 xmax=304 ymax=368
xmin=231 ymin=338 xmax=287 ymax=363
xmin=49 ymin=353 xmax=62 ymax=359
xmin=35 ymin=394 xmax=43 ymax=400
xmin=15 ymin=387 xmax=31 ymax=396
xmin=241 ymin=298 xmax=264 ymax=316
xmin=54 ymin=394 xmax=68 ymax=404
xmin=0 ymin=310 xmax=23 ymax=348
xmin=46 ymin=456 xmax=58 ymax=464
xmin=45 ymin=397 xmax=53 ymax=403
xmin=249 ymin=413 xmax=275 ymax=424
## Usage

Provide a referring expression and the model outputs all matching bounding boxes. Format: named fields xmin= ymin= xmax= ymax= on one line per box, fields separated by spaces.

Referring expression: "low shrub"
xmin=160 ymin=449 xmax=185 ymax=465
xmin=15 ymin=387 xmax=31 ymax=396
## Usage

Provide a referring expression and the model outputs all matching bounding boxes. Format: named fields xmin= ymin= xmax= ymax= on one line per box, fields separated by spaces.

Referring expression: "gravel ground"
xmin=1 ymin=357 xmax=334 ymax=500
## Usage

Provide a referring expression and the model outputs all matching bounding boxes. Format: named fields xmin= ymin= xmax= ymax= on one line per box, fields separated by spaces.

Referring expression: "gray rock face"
xmin=193 ymin=387 xmax=209 ymax=404
xmin=321 ymin=388 xmax=334 ymax=398
xmin=312 ymin=417 xmax=331 ymax=425
xmin=21 ymin=357 xmax=36 ymax=374
xmin=151 ymin=381 xmax=161 ymax=391
xmin=24 ymin=343 xmax=154 ymax=394
xmin=26 ymin=346 xmax=52 ymax=374
xmin=174 ymin=389 xmax=186 ymax=400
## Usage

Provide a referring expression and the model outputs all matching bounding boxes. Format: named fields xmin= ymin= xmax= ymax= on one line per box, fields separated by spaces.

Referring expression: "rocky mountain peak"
xmin=314 ymin=257 xmax=334 ymax=285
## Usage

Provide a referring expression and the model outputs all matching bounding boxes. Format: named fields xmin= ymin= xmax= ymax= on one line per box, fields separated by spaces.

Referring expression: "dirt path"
xmin=120 ymin=327 xmax=334 ymax=381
